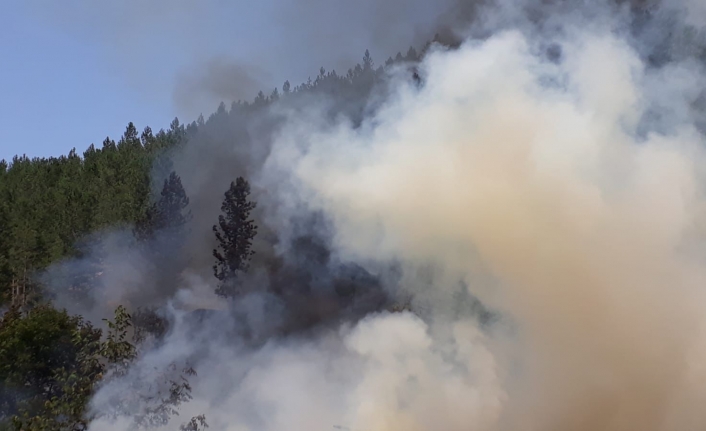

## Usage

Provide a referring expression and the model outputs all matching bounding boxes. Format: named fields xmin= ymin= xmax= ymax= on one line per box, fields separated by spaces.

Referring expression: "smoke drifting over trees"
xmin=3 ymin=0 xmax=706 ymax=430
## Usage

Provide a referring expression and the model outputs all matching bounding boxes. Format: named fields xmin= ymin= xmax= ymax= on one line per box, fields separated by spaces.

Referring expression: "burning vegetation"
xmin=3 ymin=0 xmax=706 ymax=430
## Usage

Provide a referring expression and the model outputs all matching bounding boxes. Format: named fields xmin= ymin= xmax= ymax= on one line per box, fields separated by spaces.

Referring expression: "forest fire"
xmin=2 ymin=1 xmax=706 ymax=430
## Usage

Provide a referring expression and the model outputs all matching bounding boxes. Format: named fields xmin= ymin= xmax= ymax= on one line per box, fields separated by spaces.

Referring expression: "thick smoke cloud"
xmin=83 ymin=1 xmax=706 ymax=430
xmin=42 ymin=0 xmax=706 ymax=322
xmin=266 ymin=26 xmax=706 ymax=429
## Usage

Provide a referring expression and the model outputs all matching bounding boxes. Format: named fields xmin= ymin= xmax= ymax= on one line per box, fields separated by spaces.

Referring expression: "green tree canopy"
xmin=212 ymin=177 xmax=257 ymax=298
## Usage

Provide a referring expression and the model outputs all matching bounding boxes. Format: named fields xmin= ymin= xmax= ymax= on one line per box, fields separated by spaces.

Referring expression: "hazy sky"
xmin=0 ymin=2 xmax=177 ymax=161
xmin=0 ymin=0 xmax=446 ymax=161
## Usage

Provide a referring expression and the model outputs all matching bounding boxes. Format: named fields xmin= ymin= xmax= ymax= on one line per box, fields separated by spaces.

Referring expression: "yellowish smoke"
xmin=271 ymin=30 xmax=706 ymax=431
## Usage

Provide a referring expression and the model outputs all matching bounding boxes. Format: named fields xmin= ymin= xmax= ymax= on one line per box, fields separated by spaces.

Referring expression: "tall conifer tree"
xmin=212 ymin=177 xmax=257 ymax=298
xmin=134 ymin=171 xmax=191 ymax=244
xmin=134 ymin=171 xmax=191 ymax=295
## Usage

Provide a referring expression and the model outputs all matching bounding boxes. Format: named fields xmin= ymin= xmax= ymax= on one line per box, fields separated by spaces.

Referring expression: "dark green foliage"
xmin=100 ymin=305 xmax=137 ymax=378
xmin=3 ymin=305 xmax=148 ymax=430
xmin=0 ymin=122 xmax=188 ymax=306
xmin=134 ymin=171 xmax=192 ymax=295
xmin=0 ymin=306 xmax=103 ymax=430
xmin=0 ymin=305 xmax=202 ymax=431
xmin=212 ymin=177 xmax=257 ymax=298
xmin=134 ymin=172 xmax=191 ymax=244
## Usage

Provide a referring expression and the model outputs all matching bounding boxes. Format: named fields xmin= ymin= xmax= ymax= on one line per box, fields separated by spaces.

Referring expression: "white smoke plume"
xmin=88 ymin=3 xmax=706 ymax=431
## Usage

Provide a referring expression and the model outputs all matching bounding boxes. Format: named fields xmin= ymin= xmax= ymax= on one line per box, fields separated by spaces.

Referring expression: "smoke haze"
xmin=31 ymin=0 xmax=706 ymax=430
xmin=26 ymin=0 xmax=454 ymax=120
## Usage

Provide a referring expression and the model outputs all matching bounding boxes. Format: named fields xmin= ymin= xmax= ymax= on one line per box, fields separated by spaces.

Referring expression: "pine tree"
xmin=212 ymin=177 xmax=257 ymax=298
xmin=134 ymin=171 xmax=191 ymax=244
xmin=405 ymin=46 xmax=418 ymax=61
xmin=134 ymin=171 xmax=191 ymax=295
xmin=363 ymin=49 xmax=374 ymax=71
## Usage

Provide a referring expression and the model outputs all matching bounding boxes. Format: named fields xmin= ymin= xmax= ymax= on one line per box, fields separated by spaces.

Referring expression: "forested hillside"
xmin=4 ymin=0 xmax=706 ymax=429
xmin=0 ymin=46 xmax=424 ymax=307
xmin=0 ymin=47 xmax=422 ymax=430
xmin=0 ymin=122 xmax=181 ymax=306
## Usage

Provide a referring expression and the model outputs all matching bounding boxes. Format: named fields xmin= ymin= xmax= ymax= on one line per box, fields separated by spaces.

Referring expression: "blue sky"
xmin=0 ymin=2 xmax=177 ymax=161
xmin=0 ymin=0 xmax=441 ymax=162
